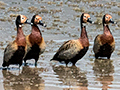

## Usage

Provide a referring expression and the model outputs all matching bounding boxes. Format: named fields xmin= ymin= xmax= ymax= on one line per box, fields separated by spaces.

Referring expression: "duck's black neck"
xmin=80 ymin=14 xmax=88 ymax=38
xmin=80 ymin=14 xmax=84 ymax=29
xmin=102 ymin=15 xmax=106 ymax=27
xmin=16 ymin=15 xmax=21 ymax=28
xmin=102 ymin=15 xmax=112 ymax=34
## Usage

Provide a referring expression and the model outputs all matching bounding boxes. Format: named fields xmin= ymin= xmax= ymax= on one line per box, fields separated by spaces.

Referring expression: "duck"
xmin=93 ymin=14 xmax=116 ymax=59
xmin=23 ymin=14 xmax=46 ymax=66
xmin=51 ymin=13 xmax=93 ymax=66
xmin=2 ymin=15 xmax=31 ymax=68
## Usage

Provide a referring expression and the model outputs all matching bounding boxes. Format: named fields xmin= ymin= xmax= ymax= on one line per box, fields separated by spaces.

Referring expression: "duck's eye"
xmin=83 ymin=16 xmax=86 ymax=18
xmin=22 ymin=17 xmax=24 ymax=19
xmin=106 ymin=17 xmax=108 ymax=19
xmin=36 ymin=18 xmax=38 ymax=20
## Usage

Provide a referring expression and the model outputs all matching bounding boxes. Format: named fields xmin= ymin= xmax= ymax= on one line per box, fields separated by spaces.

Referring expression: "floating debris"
xmin=118 ymin=12 xmax=120 ymax=16
xmin=50 ymin=9 xmax=62 ymax=13
xmin=0 ymin=42 xmax=4 ymax=46
xmin=52 ymin=23 xmax=58 ymax=27
xmin=47 ymin=1 xmax=56 ymax=5
xmin=7 ymin=7 xmax=23 ymax=12
xmin=63 ymin=20 xmax=69 ymax=24
xmin=41 ymin=6 xmax=46 ymax=8
xmin=7 ymin=17 xmax=12 ymax=22
xmin=53 ymin=16 xmax=60 ymax=18
xmin=10 ymin=14 xmax=19 ymax=17
xmin=76 ymin=15 xmax=80 ymax=17
xmin=111 ymin=2 xmax=117 ymax=6
xmin=73 ymin=7 xmax=80 ymax=12
xmin=0 ymin=17 xmax=13 ymax=22
xmin=54 ymin=19 xmax=60 ymax=22
xmin=0 ymin=1 xmax=6 ymax=6
xmin=82 ymin=0 xmax=96 ymax=3
xmin=59 ymin=25 xmax=63 ymax=28
xmin=90 ymin=4 xmax=103 ymax=7
xmin=56 ymin=2 xmax=63 ymax=6
xmin=117 ymin=23 xmax=120 ymax=27
xmin=11 ymin=35 xmax=15 ymax=39
xmin=115 ymin=27 xmax=120 ymax=30
xmin=28 ymin=6 xmax=37 ymax=13
xmin=95 ymin=12 xmax=103 ymax=17
xmin=0 ymin=18 xmax=6 ymax=21
xmin=118 ymin=5 xmax=120 ymax=8
xmin=40 ymin=9 xmax=48 ymax=13
xmin=94 ymin=18 xmax=102 ymax=25
xmin=1 ymin=47 xmax=4 ymax=50
xmin=46 ymin=27 xmax=52 ymax=30
xmin=14 ymin=27 xmax=17 ymax=31
xmin=117 ymin=50 xmax=120 ymax=55
xmin=0 ymin=6 xmax=5 ymax=9
xmin=28 ymin=6 xmax=48 ymax=13
xmin=106 ymin=6 xmax=111 ymax=9
xmin=68 ymin=4 xmax=79 ymax=7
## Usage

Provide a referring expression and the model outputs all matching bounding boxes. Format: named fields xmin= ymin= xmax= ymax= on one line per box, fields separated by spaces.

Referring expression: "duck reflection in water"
xmin=93 ymin=59 xmax=114 ymax=90
xmin=53 ymin=65 xmax=88 ymax=90
xmin=2 ymin=66 xmax=44 ymax=90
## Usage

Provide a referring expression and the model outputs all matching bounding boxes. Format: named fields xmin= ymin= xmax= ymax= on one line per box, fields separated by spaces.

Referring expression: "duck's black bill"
xmin=109 ymin=19 xmax=117 ymax=24
xmin=25 ymin=20 xmax=31 ymax=24
xmin=87 ymin=18 xmax=94 ymax=24
xmin=39 ymin=20 xmax=47 ymax=27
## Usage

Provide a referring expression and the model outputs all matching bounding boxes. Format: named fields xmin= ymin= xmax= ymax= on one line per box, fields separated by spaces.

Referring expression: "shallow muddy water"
xmin=0 ymin=0 xmax=120 ymax=90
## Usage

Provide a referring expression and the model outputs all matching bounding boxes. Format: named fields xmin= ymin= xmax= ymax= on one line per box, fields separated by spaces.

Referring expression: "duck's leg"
xmin=19 ymin=62 xmax=22 ymax=70
xmin=24 ymin=60 xmax=27 ymax=66
xmin=72 ymin=62 xmax=76 ymax=66
xmin=95 ymin=53 xmax=99 ymax=59
xmin=107 ymin=54 xmax=111 ymax=59
xmin=65 ymin=61 xmax=69 ymax=66
xmin=7 ymin=66 xmax=9 ymax=70
xmin=35 ymin=61 xmax=37 ymax=67
xmin=35 ymin=58 xmax=38 ymax=67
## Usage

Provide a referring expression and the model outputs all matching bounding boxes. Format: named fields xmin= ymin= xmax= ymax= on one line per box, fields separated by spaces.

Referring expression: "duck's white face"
xmin=105 ymin=14 xmax=112 ymax=24
xmin=34 ymin=15 xmax=42 ymax=24
xmin=20 ymin=15 xmax=28 ymax=24
xmin=83 ymin=13 xmax=91 ymax=23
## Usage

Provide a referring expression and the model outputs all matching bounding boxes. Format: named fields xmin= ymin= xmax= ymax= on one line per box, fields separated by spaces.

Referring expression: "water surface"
xmin=0 ymin=0 xmax=120 ymax=90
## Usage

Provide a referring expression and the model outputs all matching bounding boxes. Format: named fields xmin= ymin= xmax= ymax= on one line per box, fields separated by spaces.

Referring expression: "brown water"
xmin=0 ymin=0 xmax=120 ymax=90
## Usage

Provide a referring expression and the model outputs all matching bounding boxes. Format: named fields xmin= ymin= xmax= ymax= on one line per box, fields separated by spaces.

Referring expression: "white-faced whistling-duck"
xmin=93 ymin=14 xmax=116 ymax=59
xmin=2 ymin=15 xmax=31 ymax=68
xmin=51 ymin=13 xmax=93 ymax=66
xmin=23 ymin=15 xmax=46 ymax=66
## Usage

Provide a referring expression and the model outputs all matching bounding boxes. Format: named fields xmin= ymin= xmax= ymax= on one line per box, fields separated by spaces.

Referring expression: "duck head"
xmin=16 ymin=15 xmax=31 ymax=27
xmin=31 ymin=15 xmax=47 ymax=27
xmin=81 ymin=13 xmax=93 ymax=24
xmin=80 ymin=13 xmax=93 ymax=28
xmin=102 ymin=14 xmax=116 ymax=26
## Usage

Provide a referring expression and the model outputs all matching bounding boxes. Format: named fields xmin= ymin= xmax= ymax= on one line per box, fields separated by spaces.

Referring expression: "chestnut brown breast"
xmin=79 ymin=26 xmax=89 ymax=47
xmin=79 ymin=38 xmax=89 ymax=48
xmin=100 ymin=34 xmax=114 ymax=45
xmin=15 ymin=27 xmax=26 ymax=47
xmin=100 ymin=25 xmax=114 ymax=45
xmin=29 ymin=26 xmax=42 ymax=45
